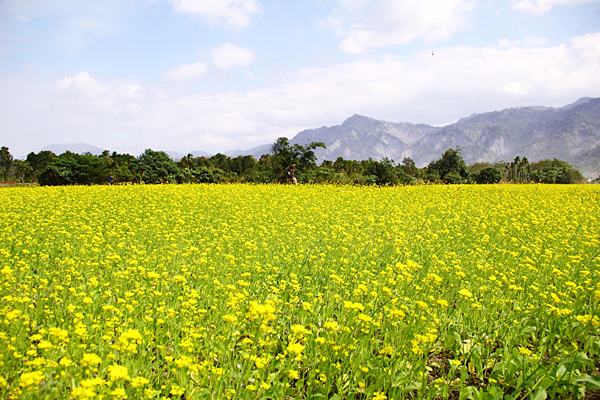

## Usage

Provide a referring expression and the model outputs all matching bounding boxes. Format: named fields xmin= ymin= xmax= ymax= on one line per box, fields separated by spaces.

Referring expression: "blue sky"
xmin=1 ymin=0 xmax=599 ymax=158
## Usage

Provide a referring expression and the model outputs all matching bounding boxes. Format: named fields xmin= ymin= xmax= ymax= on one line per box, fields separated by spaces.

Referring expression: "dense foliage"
xmin=0 ymin=142 xmax=589 ymax=186
xmin=0 ymin=184 xmax=599 ymax=399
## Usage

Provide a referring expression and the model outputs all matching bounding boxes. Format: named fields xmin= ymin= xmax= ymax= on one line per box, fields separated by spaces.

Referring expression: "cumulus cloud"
xmin=211 ymin=43 xmax=255 ymax=68
xmin=55 ymin=72 xmax=111 ymax=97
xmin=52 ymin=72 xmax=143 ymax=126
xmin=167 ymin=0 xmax=262 ymax=29
xmin=164 ymin=62 xmax=209 ymax=80
xmin=324 ymin=0 xmax=477 ymax=54
xmin=511 ymin=0 xmax=600 ymax=14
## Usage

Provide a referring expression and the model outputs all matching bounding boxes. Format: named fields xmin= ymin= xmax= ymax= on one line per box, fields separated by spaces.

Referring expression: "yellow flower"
xmin=260 ymin=382 xmax=271 ymax=390
xmin=80 ymin=378 xmax=104 ymax=388
xmin=110 ymin=387 xmax=127 ymax=399
xmin=288 ymin=370 xmax=300 ymax=379
xmin=254 ymin=357 xmax=269 ymax=369
xmin=19 ymin=370 xmax=44 ymax=388
xmin=81 ymin=353 xmax=102 ymax=367
xmin=518 ymin=347 xmax=532 ymax=356
xmin=287 ymin=342 xmax=305 ymax=355
xmin=358 ymin=313 xmax=372 ymax=323
xmin=119 ymin=329 xmax=142 ymax=342
xmin=72 ymin=386 xmax=96 ymax=400
xmin=291 ymin=324 xmax=311 ymax=335
xmin=108 ymin=364 xmax=130 ymax=381
xmin=59 ymin=357 xmax=74 ymax=367
xmin=171 ymin=385 xmax=185 ymax=395
xmin=323 ymin=321 xmax=339 ymax=331
xmin=131 ymin=376 xmax=150 ymax=388
xmin=175 ymin=355 xmax=193 ymax=368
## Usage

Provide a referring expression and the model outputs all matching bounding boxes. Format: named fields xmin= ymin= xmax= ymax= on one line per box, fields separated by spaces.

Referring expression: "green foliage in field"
xmin=1 ymin=184 xmax=599 ymax=399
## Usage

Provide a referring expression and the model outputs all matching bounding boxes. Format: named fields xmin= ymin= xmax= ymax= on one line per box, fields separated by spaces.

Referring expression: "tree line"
xmin=0 ymin=141 xmax=587 ymax=186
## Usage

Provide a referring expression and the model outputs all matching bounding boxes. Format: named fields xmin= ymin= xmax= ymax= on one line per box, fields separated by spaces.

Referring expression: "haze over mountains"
xmin=43 ymin=97 xmax=600 ymax=177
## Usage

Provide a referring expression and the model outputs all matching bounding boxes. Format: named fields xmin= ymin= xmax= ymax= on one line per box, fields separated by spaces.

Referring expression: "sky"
xmin=1 ymin=0 xmax=600 ymax=158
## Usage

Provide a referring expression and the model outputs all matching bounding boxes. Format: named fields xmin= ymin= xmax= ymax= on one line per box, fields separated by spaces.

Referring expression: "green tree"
xmin=270 ymin=137 xmax=326 ymax=182
xmin=38 ymin=153 xmax=110 ymax=186
xmin=137 ymin=149 xmax=180 ymax=184
xmin=10 ymin=160 xmax=32 ymax=183
xmin=333 ymin=157 xmax=363 ymax=176
xmin=476 ymin=166 xmax=502 ymax=184
xmin=426 ymin=147 xmax=469 ymax=184
xmin=26 ymin=151 xmax=56 ymax=181
xmin=109 ymin=152 xmax=137 ymax=183
xmin=504 ymin=156 xmax=531 ymax=183
xmin=361 ymin=158 xmax=398 ymax=185
xmin=0 ymin=146 xmax=13 ymax=182
xmin=177 ymin=153 xmax=195 ymax=170
xmin=231 ymin=155 xmax=257 ymax=180
xmin=530 ymin=159 xmax=583 ymax=184
xmin=270 ymin=137 xmax=295 ymax=176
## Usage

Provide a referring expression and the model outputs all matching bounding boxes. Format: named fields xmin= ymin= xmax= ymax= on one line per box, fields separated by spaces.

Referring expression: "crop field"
xmin=1 ymin=184 xmax=599 ymax=400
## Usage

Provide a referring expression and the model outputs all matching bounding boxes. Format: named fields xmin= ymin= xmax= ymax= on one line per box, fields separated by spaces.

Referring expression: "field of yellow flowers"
xmin=1 ymin=184 xmax=599 ymax=400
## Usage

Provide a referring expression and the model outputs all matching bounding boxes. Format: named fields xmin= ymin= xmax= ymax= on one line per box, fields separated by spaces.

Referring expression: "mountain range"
xmin=42 ymin=97 xmax=600 ymax=178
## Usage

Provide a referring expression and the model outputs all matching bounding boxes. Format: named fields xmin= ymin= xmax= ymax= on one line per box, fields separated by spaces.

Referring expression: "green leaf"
xmin=555 ymin=364 xmax=567 ymax=379
xmin=573 ymin=374 xmax=600 ymax=389
xmin=391 ymin=371 xmax=408 ymax=387
xmin=531 ymin=388 xmax=547 ymax=400
xmin=522 ymin=326 xmax=537 ymax=334
xmin=487 ymin=386 xmax=504 ymax=400
xmin=459 ymin=386 xmax=475 ymax=400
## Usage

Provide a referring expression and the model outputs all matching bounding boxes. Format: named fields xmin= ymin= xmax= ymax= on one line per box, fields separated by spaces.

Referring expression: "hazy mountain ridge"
xmin=286 ymin=97 xmax=600 ymax=177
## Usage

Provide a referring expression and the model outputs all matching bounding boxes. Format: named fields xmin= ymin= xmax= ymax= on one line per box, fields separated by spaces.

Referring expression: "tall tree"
xmin=0 ymin=146 xmax=13 ymax=182
xmin=137 ymin=149 xmax=179 ymax=184
xmin=10 ymin=160 xmax=32 ymax=183
xmin=426 ymin=147 xmax=469 ymax=183
xmin=26 ymin=151 xmax=56 ymax=180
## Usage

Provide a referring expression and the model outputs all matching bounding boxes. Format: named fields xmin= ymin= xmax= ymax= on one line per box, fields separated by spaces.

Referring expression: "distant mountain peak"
xmin=563 ymin=97 xmax=593 ymax=110
xmin=342 ymin=114 xmax=378 ymax=125
xmin=42 ymin=143 xmax=105 ymax=155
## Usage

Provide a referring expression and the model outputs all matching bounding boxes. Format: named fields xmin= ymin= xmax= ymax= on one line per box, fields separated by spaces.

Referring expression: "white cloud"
xmin=51 ymin=72 xmax=144 ymax=126
xmin=55 ymin=72 xmax=110 ymax=97
xmin=3 ymin=32 xmax=599 ymax=157
xmin=164 ymin=62 xmax=209 ymax=80
xmin=511 ymin=0 xmax=600 ymax=14
xmin=324 ymin=0 xmax=477 ymax=54
xmin=497 ymin=36 xmax=547 ymax=47
xmin=211 ymin=43 xmax=255 ymax=68
xmin=167 ymin=0 xmax=262 ymax=29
